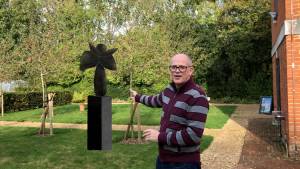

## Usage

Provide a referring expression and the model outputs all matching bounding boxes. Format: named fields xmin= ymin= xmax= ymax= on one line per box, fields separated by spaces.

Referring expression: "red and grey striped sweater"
xmin=135 ymin=78 xmax=209 ymax=163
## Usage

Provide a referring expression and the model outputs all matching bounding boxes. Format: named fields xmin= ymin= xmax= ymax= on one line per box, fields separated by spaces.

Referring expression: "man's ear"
xmin=189 ymin=67 xmax=194 ymax=76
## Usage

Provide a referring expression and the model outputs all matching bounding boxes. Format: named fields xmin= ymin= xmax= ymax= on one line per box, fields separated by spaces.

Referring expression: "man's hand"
xmin=143 ymin=129 xmax=159 ymax=142
xmin=130 ymin=89 xmax=138 ymax=99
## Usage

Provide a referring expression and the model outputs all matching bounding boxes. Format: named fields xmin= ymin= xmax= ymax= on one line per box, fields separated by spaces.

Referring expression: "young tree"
xmin=9 ymin=0 xmax=100 ymax=135
xmin=112 ymin=26 xmax=171 ymax=94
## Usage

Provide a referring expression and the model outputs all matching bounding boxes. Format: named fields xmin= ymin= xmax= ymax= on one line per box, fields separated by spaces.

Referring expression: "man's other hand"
xmin=143 ymin=129 xmax=159 ymax=142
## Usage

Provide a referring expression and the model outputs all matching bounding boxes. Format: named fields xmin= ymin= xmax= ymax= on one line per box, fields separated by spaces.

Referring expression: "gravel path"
xmin=201 ymin=104 xmax=261 ymax=169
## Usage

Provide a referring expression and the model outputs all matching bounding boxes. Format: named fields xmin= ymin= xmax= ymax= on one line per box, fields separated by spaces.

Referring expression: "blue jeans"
xmin=156 ymin=157 xmax=201 ymax=169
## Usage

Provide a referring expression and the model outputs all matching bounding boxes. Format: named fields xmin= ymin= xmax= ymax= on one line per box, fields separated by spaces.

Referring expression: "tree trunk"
xmin=0 ymin=89 xmax=3 ymax=117
xmin=41 ymin=72 xmax=46 ymax=107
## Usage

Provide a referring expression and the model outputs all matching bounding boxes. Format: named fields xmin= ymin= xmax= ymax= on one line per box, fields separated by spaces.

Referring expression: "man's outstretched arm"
xmin=131 ymin=89 xmax=163 ymax=108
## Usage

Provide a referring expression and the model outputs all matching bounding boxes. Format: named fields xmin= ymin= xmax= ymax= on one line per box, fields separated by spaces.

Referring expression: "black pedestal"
xmin=87 ymin=96 xmax=112 ymax=150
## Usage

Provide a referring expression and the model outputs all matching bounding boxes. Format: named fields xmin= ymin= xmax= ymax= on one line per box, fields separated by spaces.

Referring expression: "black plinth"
xmin=87 ymin=96 xmax=112 ymax=150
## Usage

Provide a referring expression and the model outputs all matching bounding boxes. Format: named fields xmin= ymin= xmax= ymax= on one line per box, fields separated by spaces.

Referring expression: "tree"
xmin=111 ymin=25 xmax=171 ymax=94
xmin=7 ymin=0 xmax=103 ymax=134
xmin=0 ymin=0 xmax=273 ymax=104
xmin=0 ymin=0 xmax=40 ymax=82
xmin=206 ymin=0 xmax=272 ymax=99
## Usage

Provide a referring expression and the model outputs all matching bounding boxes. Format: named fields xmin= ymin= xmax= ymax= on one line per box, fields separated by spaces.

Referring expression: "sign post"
xmin=258 ymin=96 xmax=273 ymax=115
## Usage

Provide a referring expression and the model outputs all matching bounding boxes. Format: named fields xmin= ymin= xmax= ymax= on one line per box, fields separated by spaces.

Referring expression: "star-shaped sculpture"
xmin=80 ymin=43 xmax=117 ymax=96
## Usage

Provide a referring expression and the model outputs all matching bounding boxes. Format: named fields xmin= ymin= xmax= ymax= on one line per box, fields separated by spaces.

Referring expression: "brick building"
xmin=271 ymin=0 xmax=300 ymax=156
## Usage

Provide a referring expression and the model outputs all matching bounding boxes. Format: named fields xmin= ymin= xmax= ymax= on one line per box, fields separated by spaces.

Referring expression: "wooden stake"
xmin=39 ymin=105 xmax=49 ymax=135
xmin=39 ymin=72 xmax=50 ymax=135
xmin=48 ymin=93 xmax=55 ymax=136
xmin=136 ymin=104 xmax=141 ymax=143
xmin=124 ymin=101 xmax=139 ymax=140
xmin=0 ymin=90 xmax=3 ymax=117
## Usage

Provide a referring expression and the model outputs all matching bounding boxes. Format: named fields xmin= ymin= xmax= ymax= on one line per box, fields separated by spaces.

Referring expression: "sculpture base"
xmin=87 ymin=96 xmax=112 ymax=150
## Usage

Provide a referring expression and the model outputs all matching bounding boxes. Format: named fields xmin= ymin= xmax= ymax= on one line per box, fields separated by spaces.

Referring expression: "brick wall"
xmin=285 ymin=0 xmax=300 ymax=19
xmin=271 ymin=0 xmax=300 ymax=44
xmin=272 ymin=40 xmax=289 ymax=140
xmin=271 ymin=0 xmax=286 ymax=44
xmin=286 ymin=35 xmax=300 ymax=153
xmin=272 ymin=0 xmax=300 ymax=156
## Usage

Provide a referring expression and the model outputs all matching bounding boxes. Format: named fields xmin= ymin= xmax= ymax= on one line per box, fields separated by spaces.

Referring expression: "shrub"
xmin=3 ymin=91 xmax=72 ymax=113
xmin=53 ymin=91 xmax=73 ymax=106
xmin=72 ymin=91 xmax=85 ymax=103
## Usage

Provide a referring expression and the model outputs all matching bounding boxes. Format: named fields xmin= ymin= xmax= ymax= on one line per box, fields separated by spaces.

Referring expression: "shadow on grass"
xmin=205 ymin=105 xmax=237 ymax=129
xmin=214 ymin=105 xmax=237 ymax=118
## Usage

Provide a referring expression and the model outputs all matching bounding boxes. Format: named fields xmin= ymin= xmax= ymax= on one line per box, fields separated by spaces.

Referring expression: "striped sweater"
xmin=135 ymin=78 xmax=209 ymax=163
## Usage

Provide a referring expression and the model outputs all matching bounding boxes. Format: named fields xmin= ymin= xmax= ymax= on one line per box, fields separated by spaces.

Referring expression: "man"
xmin=131 ymin=53 xmax=209 ymax=169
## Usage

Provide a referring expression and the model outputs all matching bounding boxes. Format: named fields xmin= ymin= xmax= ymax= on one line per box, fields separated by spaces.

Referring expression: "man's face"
xmin=169 ymin=55 xmax=193 ymax=87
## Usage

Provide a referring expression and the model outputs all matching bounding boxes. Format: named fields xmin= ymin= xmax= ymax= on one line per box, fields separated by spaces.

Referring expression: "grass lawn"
xmin=0 ymin=126 xmax=213 ymax=169
xmin=0 ymin=104 xmax=236 ymax=129
xmin=0 ymin=104 xmax=87 ymax=124
xmin=205 ymin=105 xmax=236 ymax=129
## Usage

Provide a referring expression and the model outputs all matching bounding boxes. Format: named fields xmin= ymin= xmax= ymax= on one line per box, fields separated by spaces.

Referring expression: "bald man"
xmin=131 ymin=54 xmax=209 ymax=169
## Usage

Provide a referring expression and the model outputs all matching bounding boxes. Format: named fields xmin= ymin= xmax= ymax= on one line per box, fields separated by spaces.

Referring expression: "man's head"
xmin=169 ymin=53 xmax=193 ymax=88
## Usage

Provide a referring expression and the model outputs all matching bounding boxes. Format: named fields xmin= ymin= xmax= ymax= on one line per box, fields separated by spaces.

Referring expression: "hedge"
xmin=2 ymin=91 xmax=73 ymax=113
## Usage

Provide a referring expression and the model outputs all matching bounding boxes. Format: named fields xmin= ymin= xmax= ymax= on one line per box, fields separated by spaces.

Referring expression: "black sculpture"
xmin=80 ymin=43 xmax=117 ymax=96
xmin=80 ymin=43 xmax=117 ymax=151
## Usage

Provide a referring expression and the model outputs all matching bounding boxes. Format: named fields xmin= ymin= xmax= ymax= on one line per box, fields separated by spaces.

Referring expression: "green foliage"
xmin=3 ymin=91 xmax=72 ymax=112
xmin=210 ymin=97 xmax=259 ymax=104
xmin=69 ymin=68 xmax=94 ymax=102
xmin=0 ymin=0 xmax=273 ymax=103
xmin=0 ymin=0 xmax=39 ymax=81
xmin=107 ymin=84 xmax=129 ymax=101
xmin=111 ymin=25 xmax=171 ymax=94
xmin=4 ymin=92 xmax=43 ymax=112
xmin=204 ymin=0 xmax=272 ymax=100
xmin=0 ymin=0 xmax=104 ymax=90
xmin=53 ymin=91 xmax=73 ymax=106
xmin=72 ymin=91 xmax=86 ymax=103
xmin=0 ymin=0 xmax=39 ymax=42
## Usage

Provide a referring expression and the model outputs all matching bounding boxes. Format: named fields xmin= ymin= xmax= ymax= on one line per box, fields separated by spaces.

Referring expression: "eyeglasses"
xmin=169 ymin=65 xmax=192 ymax=72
